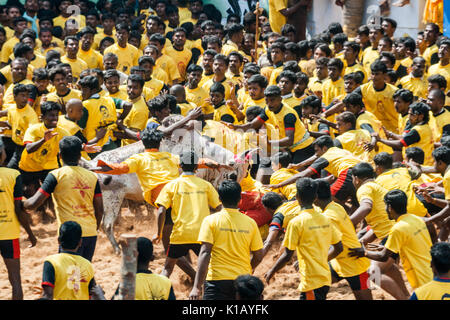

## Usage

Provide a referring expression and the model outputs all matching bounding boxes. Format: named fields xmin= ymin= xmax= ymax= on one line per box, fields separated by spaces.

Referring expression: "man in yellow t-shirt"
xmin=164 ymin=27 xmax=192 ymax=81
xmin=0 ymin=137 xmax=36 ymax=300
xmin=23 ymin=136 xmax=103 ymax=261
xmin=154 ymin=151 xmax=222 ymax=280
xmin=61 ymin=36 xmax=88 ymax=82
xmin=78 ymin=27 xmax=103 ymax=70
xmin=189 ymin=180 xmax=263 ymax=300
xmin=40 ymin=221 xmax=104 ymax=300
xmin=46 ymin=67 xmax=82 ymax=113
xmin=103 ymin=23 xmax=139 ymax=75
xmin=265 ymin=177 xmax=343 ymax=300
xmin=350 ymin=190 xmax=433 ymax=299
xmin=315 ymin=179 xmax=372 ymax=300
xmin=410 ymin=242 xmax=450 ymax=300
xmin=268 ymin=0 xmax=306 ymax=34
xmin=185 ymin=64 xmax=208 ymax=108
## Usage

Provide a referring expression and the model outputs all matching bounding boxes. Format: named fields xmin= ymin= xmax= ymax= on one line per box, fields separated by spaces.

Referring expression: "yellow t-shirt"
xmin=185 ymin=86 xmax=208 ymax=108
xmin=359 ymin=82 xmax=399 ymax=133
xmin=430 ymin=108 xmax=450 ymax=142
xmin=135 ymin=271 xmax=172 ymax=300
xmin=375 ymin=168 xmax=427 ymax=217
xmin=198 ymin=208 xmax=263 ymax=281
xmin=412 ymin=278 xmax=450 ymax=300
xmin=143 ymin=78 xmax=164 ymax=101
xmin=93 ymin=30 xmax=117 ymax=50
xmin=103 ymin=43 xmax=140 ymax=74
xmin=270 ymin=168 xmax=298 ymax=200
xmin=155 ymin=54 xmax=182 ymax=85
xmin=44 ymin=252 xmax=93 ymax=300
xmin=272 ymin=200 xmax=301 ymax=229
xmin=7 ymin=105 xmax=39 ymax=146
xmin=402 ymin=123 xmax=435 ymax=166
xmin=268 ymin=0 xmax=288 ymax=34
xmin=3 ymin=79 xmax=34 ymax=105
xmin=242 ymin=97 xmax=266 ymax=117
xmin=122 ymin=96 xmax=149 ymax=146
xmin=321 ymin=78 xmax=345 ymax=106
xmin=283 ymin=207 xmax=342 ymax=292
xmin=61 ymin=55 xmax=88 ymax=82
xmin=156 ymin=174 xmax=221 ymax=244
xmin=213 ymin=102 xmax=238 ymax=124
xmin=78 ymin=48 xmax=103 ymax=69
xmin=427 ymin=61 xmax=450 ymax=91
xmin=53 ymin=15 xmax=86 ymax=30
xmin=124 ymin=151 xmax=180 ymax=205
xmin=443 ymin=168 xmax=450 ymax=200
xmin=398 ymin=75 xmax=428 ymax=99
xmin=29 ymin=53 xmax=47 ymax=70
xmin=0 ymin=168 xmax=21 ymax=240
xmin=42 ymin=166 xmax=100 ymax=237
xmin=344 ymin=63 xmax=367 ymax=83
xmin=45 ymin=88 xmax=82 ymax=110
xmin=385 ymin=214 xmax=433 ymax=289
xmin=1 ymin=36 xmax=19 ymax=63
xmin=164 ymin=46 xmax=192 ymax=81
xmin=82 ymin=94 xmax=118 ymax=147
xmin=335 ymin=129 xmax=375 ymax=162
xmin=19 ymin=123 xmax=71 ymax=172
xmin=323 ymin=201 xmax=371 ymax=278
xmin=422 ymin=43 xmax=439 ymax=69
xmin=356 ymin=181 xmax=395 ymax=240
xmin=315 ymin=147 xmax=361 ymax=178
xmin=361 ymin=47 xmax=379 ymax=75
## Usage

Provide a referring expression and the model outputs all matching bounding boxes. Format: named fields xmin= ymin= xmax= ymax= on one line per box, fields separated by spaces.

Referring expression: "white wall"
xmin=306 ymin=0 xmax=426 ymax=39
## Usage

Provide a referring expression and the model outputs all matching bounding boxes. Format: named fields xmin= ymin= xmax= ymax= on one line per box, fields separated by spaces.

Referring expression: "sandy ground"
xmin=0 ymin=205 xmax=411 ymax=300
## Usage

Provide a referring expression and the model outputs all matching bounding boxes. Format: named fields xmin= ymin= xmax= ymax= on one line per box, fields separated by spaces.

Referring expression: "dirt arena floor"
xmin=0 ymin=205 xmax=412 ymax=300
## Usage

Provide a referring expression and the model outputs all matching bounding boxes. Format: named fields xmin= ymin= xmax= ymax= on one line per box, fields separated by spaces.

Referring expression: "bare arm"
xmin=189 ymin=242 xmax=213 ymax=300
xmin=328 ymin=241 xmax=343 ymax=261
xmin=23 ymin=190 xmax=48 ymax=211
xmin=264 ymin=247 xmax=294 ymax=283
xmin=93 ymin=196 xmax=104 ymax=231
xmin=14 ymin=200 xmax=37 ymax=247
xmin=268 ymin=167 xmax=315 ymax=189
xmin=350 ymin=199 xmax=372 ymax=227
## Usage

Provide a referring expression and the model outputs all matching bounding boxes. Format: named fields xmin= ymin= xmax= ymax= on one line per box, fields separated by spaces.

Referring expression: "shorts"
xmin=331 ymin=168 xmax=356 ymax=203
xmin=203 ymin=280 xmax=236 ymax=300
xmin=19 ymin=169 xmax=50 ymax=186
xmin=0 ymin=239 xmax=20 ymax=259
xmin=166 ymin=243 xmax=201 ymax=259
xmin=416 ymin=192 xmax=444 ymax=215
xmin=59 ymin=236 xmax=97 ymax=262
xmin=329 ymin=263 xmax=370 ymax=291
xmin=6 ymin=144 xmax=24 ymax=169
xmin=291 ymin=143 xmax=315 ymax=164
xmin=299 ymin=285 xmax=329 ymax=300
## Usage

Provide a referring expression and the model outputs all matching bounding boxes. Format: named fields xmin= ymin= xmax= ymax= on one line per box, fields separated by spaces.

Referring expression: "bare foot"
xmin=392 ymin=0 xmax=410 ymax=7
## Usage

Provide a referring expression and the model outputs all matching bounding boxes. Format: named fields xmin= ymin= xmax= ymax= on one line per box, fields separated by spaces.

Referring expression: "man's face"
xmin=328 ymin=66 xmax=340 ymax=81
xmin=103 ymin=18 xmax=115 ymax=32
xmin=39 ymin=20 xmax=53 ymax=30
xmin=426 ymin=91 xmax=443 ymax=113
xmin=424 ymin=25 xmax=437 ymax=44
xmin=155 ymin=2 xmax=166 ymax=17
xmin=228 ymin=55 xmax=241 ymax=74
xmin=206 ymin=42 xmax=221 ymax=53
xmin=369 ymin=29 xmax=383 ymax=46
xmin=371 ymin=70 xmax=385 ymax=84
xmin=173 ymin=31 xmax=186 ymax=48
xmin=8 ymin=7 xmax=21 ymax=20
xmin=203 ymin=25 xmax=215 ymax=36
xmin=52 ymin=73 xmax=68 ymax=91
xmin=202 ymin=54 xmax=214 ymax=73
xmin=189 ymin=1 xmax=202 ymax=14
xmin=25 ymin=0 xmax=39 ymax=13
xmin=314 ymin=144 xmax=326 ymax=157
xmin=209 ymin=91 xmax=224 ymax=106
xmin=345 ymin=103 xmax=360 ymax=115
xmin=314 ymin=47 xmax=327 ymax=60
xmin=343 ymin=45 xmax=357 ymax=61
xmin=127 ymin=80 xmax=143 ymax=100
xmin=14 ymin=91 xmax=29 ymax=107
xmin=411 ymin=59 xmax=425 ymax=78
xmin=356 ymin=33 xmax=369 ymax=46
xmin=15 ymin=21 xmax=28 ymax=34
xmin=35 ymin=79 xmax=49 ymax=93
xmin=187 ymin=70 xmax=202 ymax=86
xmin=302 ymin=105 xmax=313 ymax=118
xmin=344 ymin=78 xmax=358 ymax=93
xmin=86 ymin=15 xmax=99 ymax=29
xmin=377 ymin=39 xmax=392 ymax=54
xmin=65 ymin=39 xmax=79 ymax=56
xmin=140 ymin=62 xmax=153 ymax=80
xmin=105 ymin=76 xmax=120 ymax=94
xmin=248 ymin=83 xmax=264 ymax=100
xmin=394 ymin=42 xmax=406 ymax=58
xmin=438 ymin=44 xmax=450 ymax=60
xmin=43 ymin=110 xmax=59 ymax=128
xmin=213 ymin=59 xmax=227 ymax=76
xmin=146 ymin=18 xmax=159 ymax=34
xmin=265 ymin=95 xmax=282 ymax=112
xmin=381 ymin=21 xmax=394 ymax=36
xmin=11 ymin=62 xmax=27 ymax=81
xmin=22 ymin=37 xmax=35 ymax=50
xmin=294 ymin=80 xmax=307 ymax=96
xmin=118 ymin=13 xmax=130 ymax=25
xmin=408 ymin=108 xmax=421 ymax=126
xmin=336 ymin=119 xmax=350 ymax=134
xmin=270 ymin=47 xmax=284 ymax=65
xmin=39 ymin=31 xmax=52 ymax=46
xmin=315 ymin=64 xmax=328 ymax=79
xmin=278 ymin=77 xmax=294 ymax=95
xmin=155 ymin=106 xmax=170 ymax=120
xmin=62 ymin=67 xmax=73 ymax=83
xmin=103 ymin=57 xmax=118 ymax=70
xmin=168 ymin=12 xmax=179 ymax=27
xmin=394 ymin=97 xmax=410 ymax=115
xmin=116 ymin=29 xmax=129 ymax=45
xmin=80 ymin=33 xmax=94 ymax=51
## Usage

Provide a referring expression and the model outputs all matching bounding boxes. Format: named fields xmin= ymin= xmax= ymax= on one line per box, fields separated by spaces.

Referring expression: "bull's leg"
xmin=102 ymin=191 xmax=125 ymax=255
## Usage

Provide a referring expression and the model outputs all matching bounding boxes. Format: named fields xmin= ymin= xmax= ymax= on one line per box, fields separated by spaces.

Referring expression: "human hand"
xmin=186 ymin=107 xmax=202 ymax=120
xmin=348 ymin=247 xmax=365 ymax=258
xmin=44 ymin=129 xmax=58 ymax=141
xmin=28 ymin=234 xmax=37 ymax=248
xmin=189 ymin=287 xmax=202 ymax=300
xmin=84 ymin=144 xmax=101 ymax=154
xmin=151 ymin=234 xmax=161 ymax=244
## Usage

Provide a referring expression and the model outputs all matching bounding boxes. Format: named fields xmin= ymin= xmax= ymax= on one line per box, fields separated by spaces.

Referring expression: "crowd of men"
xmin=0 ymin=0 xmax=450 ymax=301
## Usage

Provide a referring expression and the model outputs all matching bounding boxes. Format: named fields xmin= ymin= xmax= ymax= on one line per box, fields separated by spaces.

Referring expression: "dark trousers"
xmin=7 ymin=144 xmax=24 ymax=169
xmin=203 ymin=280 xmax=236 ymax=300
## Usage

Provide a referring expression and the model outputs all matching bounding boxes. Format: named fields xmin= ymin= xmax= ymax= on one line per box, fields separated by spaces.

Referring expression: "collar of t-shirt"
xmin=137 ymin=269 xmax=153 ymax=274
xmin=282 ymin=93 xmax=293 ymax=99
xmin=60 ymin=250 xmax=82 ymax=256
xmin=214 ymin=101 xmax=226 ymax=109
xmin=182 ymin=172 xmax=195 ymax=176
xmin=88 ymin=93 xmax=101 ymax=100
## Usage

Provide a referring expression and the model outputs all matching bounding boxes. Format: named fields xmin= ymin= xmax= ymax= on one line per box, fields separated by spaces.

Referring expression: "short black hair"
xmin=264 ymin=85 xmax=281 ymax=97
xmin=79 ymin=26 xmax=96 ymax=37
xmin=300 ymin=95 xmax=321 ymax=112
xmin=428 ymin=74 xmax=447 ymax=89
xmin=40 ymin=101 xmax=62 ymax=116
xmin=137 ymin=237 xmax=154 ymax=264
xmin=234 ymin=275 xmax=264 ymax=300
xmin=440 ymin=135 xmax=450 ymax=148
xmin=59 ymin=136 xmax=82 ymax=164
xmin=58 ymin=221 xmax=82 ymax=250
xmin=148 ymin=95 xmax=169 ymax=114
xmin=313 ymin=135 xmax=334 ymax=149
xmin=384 ymin=189 xmax=407 ymax=215
xmin=210 ymin=82 xmax=225 ymax=95
xmin=336 ymin=111 xmax=356 ymax=129
xmin=370 ymin=60 xmax=388 ymax=74
xmin=343 ymin=92 xmax=364 ymax=108
xmin=140 ymin=128 xmax=165 ymax=149
xmin=103 ymin=69 xmax=120 ymax=80
xmin=246 ymin=106 xmax=264 ymax=119
xmin=352 ymin=162 xmax=375 ymax=179
xmin=247 ymin=74 xmax=267 ymax=89
xmin=12 ymin=83 xmax=29 ymax=96
xmin=405 ymin=147 xmax=425 ymax=165
xmin=278 ymin=70 xmax=297 ymax=84
xmin=271 ymin=151 xmax=292 ymax=168
xmin=409 ymin=102 xmax=430 ymax=123
xmin=187 ymin=64 xmax=203 ymax=74
xmin=218 ymin=180 xmax=241 ymax=207
xmin=149 ymin=33 xmax=166 ymax=46
xmin=13 ymin=42 xmax=33 ymax=58
xmin=296 ymin=177 xmax=318 ymax=206
xmin=328 ymin=22 xmax=343 ymax=35
xmin=430 ymin=242 xmax=450 ymax=274
xmin=179 ymin=150 xmax=198 ymax=172
xmin=261 ymin=192 xmax=284 ymax=210
xmin=32 ymin=68 xmax=49 ymax=81
xmin=316 ymin=179 xmax=332 ymax=201
xmin=373 ymin=152 xmax=393 ymax=170
xmin=432 ymin=146 xmax=450 ymax=165
xmin=393 ymin=88 xmax=414 ymax=103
